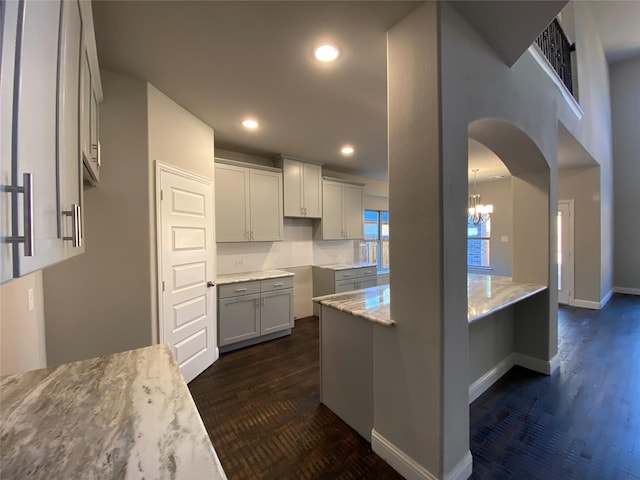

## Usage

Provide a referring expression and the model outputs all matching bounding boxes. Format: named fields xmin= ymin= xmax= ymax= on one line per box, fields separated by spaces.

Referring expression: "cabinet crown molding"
xmin=214 ymin=157 xmax=282 ymax=173
xmin=322 ymin=176 xmax=366 ymax=187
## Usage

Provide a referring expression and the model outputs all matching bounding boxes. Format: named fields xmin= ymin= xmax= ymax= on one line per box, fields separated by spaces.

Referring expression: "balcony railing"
xmin=535 ymin=18 xmax=575 ymax=95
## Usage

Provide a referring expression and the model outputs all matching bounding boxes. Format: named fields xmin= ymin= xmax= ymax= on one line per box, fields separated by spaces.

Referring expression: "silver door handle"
xmin=273 ymin=283 xmax=283 ymax=287
xmin=2 ymin=173 xmax=35 ymax=256
xmin=207 ymin=281 xmax=215 ymax=288
xmin=62 ymin=204 xmax=82 ymax=248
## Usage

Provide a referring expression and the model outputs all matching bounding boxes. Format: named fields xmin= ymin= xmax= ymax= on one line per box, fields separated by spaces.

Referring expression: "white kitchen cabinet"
xmin=214 ymin=160 xmax=283 ymax=242
xmin=1 ymin=0 xmax=101 ymax=284
xmin=217 ymin=275 xmax=294 ymax=351
xmin=313 ymin=265 xmax=378 ymax=296
xmin=58 ymin=0 xmax=84 ymax=257
xmin=0 ymin=0 xmax=19 ymax=283
xmin=278 ymin=156 xmax=322 ymax=218
xmin=218 ymin=292 xmax=261 ymax=346
xmin=319 ymin=178 xmax=364 ymax=240
xmin=80 ymin=46 xmax=101 ymax=185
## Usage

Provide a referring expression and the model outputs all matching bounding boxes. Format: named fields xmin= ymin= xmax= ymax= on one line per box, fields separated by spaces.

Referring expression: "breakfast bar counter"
xmin=0 ymin=344 xmax=227 ymax=480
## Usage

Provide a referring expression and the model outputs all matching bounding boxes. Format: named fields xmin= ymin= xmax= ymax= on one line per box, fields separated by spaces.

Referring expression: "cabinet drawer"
xmin=260 ymin=276 xmax=294 ymax=292
xmin=335 ymin=267 xmax=377 ymax=281
xmin=218 ymin=281 xmax=260 ymax=299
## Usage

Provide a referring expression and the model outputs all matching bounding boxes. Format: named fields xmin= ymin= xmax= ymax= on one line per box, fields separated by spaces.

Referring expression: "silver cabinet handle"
xmin=62 ymin=204 xmax=82 ymax=248
xmin=245 ymin=230 xmax=250 ymax=240
xmin=343 ymin=273 xmax=351 ymax=277
xmin=235 ymin=288 xmax=247 ymax=292
xmin=2 ymin=172 xmax=35 ymax=256
xmin=273 ymin=283 xmax=283 ymax=287
xmin=251 ymin=230 xmax=255 ymax=241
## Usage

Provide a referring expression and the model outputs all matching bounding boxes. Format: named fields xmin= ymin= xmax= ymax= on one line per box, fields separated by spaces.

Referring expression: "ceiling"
xmin=589 ymin=0 xmax=640 ymax=64
xmin=92 ymin=1 xmax=639 ymax=184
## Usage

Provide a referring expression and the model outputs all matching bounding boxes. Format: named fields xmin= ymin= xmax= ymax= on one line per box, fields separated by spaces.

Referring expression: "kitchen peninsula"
xmin=0 ymin=345 xmax=227 ymax=480
xmin=313 ymin=273 xmax=547 ymax=441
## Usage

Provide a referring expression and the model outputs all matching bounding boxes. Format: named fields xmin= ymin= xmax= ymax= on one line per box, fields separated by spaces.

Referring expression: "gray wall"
xmin=611 ymin=57 xmax=640 ymax=293
xmin=558 ymin=166 xmax=601 ymax=303
xmin=43 ymin=71 xmax=152 ymax=366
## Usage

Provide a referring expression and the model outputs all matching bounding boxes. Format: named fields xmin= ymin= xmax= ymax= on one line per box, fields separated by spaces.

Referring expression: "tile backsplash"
xmin=216 ymin=218 xmax=355 ymax=274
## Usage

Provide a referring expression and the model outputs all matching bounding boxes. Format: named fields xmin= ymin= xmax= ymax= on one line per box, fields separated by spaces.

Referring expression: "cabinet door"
xmin=15 ymin=0 xmax=65 ymax=276
xmin=357 ymin=278 xmax=377 ymax=290
xmin=80 ymin=48 xmax=91 ymax=169
xmin=303 ymin=163 xmax=322 ymax=218
xmin=0 ymin=0 xmax=19 ymax=283
xmin=58 ymin=0 xmax=83 ymax=258
xmin=218 ymin=293 xmax=260 ymax=346
xmin=249 ymin=169 xmax=283 ymax=241
xmin=283 ymin=159 xmax=303 ymax=217
xmin=89 ymin=85 xmax=100 ymax=180
xmin=343 ymin=184 xmax=364 ymax=239
xmin=215 ymin=163 xmax=250 ymax=242
xmin=260 ymin=289 xmax=294 ymax=335
xmin=321 ymin=181 xmax=344 ymax=240
xmin=335 ymin=279 xmax=358 ymax=293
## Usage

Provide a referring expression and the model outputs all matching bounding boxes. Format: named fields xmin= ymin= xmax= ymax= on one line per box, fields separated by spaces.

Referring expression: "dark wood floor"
xmin=189 ymin=294 xmax=640 ymax=479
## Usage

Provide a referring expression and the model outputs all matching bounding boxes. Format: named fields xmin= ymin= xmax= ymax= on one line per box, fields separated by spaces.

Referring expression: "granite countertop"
xmin=216 ymin=269 xmax=294 ymax=285
xmin=467 ymin=273 xmax=547 ymax=324
xmin=0 ymin=344 xmax=227 ymax=480
xmin=312 ymin=274 xmax=547 ymax=326
xmin=313 ymin=285 xmax=395 ymax=326
xmin=313 ymin=262 xmax=377 ymax=271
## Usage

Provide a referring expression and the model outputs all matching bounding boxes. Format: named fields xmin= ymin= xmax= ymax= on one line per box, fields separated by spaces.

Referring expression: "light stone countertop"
xmin=313 ymin=274 xmax=547 ymax=326
xmin=313 ymin=262 xmax=378 ymax=271
xmin=313 ymin=285 xmax=395 ymax=326
xmin=0 ymin=344 xmax=227 ymax=480
xmin=216 ymin=269 xmax=294 ymax=285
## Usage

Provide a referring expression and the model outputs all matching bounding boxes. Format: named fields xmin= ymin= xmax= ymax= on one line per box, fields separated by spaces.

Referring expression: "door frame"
xmin=558 ymin=199 xmax=574 ymax=305
xmin=154 ymin=160 xmax=217 ymax=357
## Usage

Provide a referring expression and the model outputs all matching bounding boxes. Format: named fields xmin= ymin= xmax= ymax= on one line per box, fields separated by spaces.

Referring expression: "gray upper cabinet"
xmin=318 ymin=178 xmax=364 ymax=240
xmin=0 ymin=0 xmax=101 ymax=284
xmin=278 ymin=156 xmax=322 ymax=218
xmin=214 ymin=160 xmax=283 ymax=242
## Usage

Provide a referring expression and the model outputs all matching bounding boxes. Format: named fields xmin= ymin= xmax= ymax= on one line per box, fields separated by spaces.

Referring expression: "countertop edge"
xmin=468 ymin=285 xmax=547 ymax=324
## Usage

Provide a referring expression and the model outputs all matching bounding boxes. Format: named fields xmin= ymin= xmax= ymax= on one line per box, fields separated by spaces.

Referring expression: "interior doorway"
xmin=557 ymin=200 xmax=574 ymax=305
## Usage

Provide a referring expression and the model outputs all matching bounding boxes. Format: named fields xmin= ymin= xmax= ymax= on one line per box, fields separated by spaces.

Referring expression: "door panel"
xmin=214 ymin=163 xmax=249 ymax=242
xmin=322 ymin=182 xmax=344 ymax=239
xmin=218 ymin=294 xmax=260 ymax=346
xmin=343 ymin=184 xmax=364 ymax=239
xmin=303 ymin=163 xmax=322 ymax=218
xmin=283 ymin=159 xmax=302 ymax=217
xmin=261 ymin=290 xmax=293 ymax=335
xmin=250 ymin=169 xmax=283 ymax=241
xmin=159 ymin=165 xmax=216 ymax=383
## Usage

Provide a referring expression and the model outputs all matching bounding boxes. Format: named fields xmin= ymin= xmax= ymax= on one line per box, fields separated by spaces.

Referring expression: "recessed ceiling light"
xmin=314 ymin=44 xmax=340 ymax=62
xmin=242 ymin=119 xmax=259 ymax=129
xmin=341 ymin=145 xmax=354 ymax=156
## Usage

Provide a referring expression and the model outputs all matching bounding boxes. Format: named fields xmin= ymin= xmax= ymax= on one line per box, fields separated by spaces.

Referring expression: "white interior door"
xmin=157 ymin=163 xmax=217 ymax=383
xmin=557 ymin=200 xmax=574 ymax=305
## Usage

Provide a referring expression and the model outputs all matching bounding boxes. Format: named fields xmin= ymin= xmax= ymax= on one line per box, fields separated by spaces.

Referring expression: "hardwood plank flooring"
xmin=189 ymin=294 xmax=640 ymax=479
xmin=188 ymin=317 xmax=402 ymax=480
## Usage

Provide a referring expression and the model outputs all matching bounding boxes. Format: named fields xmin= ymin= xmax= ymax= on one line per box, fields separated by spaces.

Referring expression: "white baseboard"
xmin=614 ymin=286 xmax=640 ymax=296
xmin=444 ymin=451 xmax=473 ymax=480
xmin=572 ymin=298 xmax=601 ymax=310
xmin=601 ymin=289 xmax=614 ymax=308
xmin=469 ymin=354 xmax=514 ymax=404
xmin=513 ymin=353 xmax=556 ymax=375
xmin=371 ymin=429 xmax=438 ymax=480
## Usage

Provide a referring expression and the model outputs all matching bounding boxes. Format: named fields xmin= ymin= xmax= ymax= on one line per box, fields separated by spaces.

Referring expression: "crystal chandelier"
xmin=468 ymin=169 xmax=493 ymax=225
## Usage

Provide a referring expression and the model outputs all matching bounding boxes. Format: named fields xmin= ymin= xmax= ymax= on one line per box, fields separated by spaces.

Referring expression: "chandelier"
xmin=468 ymin=169 xmax=493 ymax=225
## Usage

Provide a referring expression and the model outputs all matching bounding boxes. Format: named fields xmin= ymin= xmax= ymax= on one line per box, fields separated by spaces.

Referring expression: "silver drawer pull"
xmin=62 ymin=204 xmax=82 ymax=248
xmin=235 ymin=288 xmax=247 ymax=292
xmin=2 ymin=172 xmax=35 ymax=256
xmin=273 ymin=283 xmax=283 ymax=287
xmin=343 ymin=273 xmax=351 ymax=277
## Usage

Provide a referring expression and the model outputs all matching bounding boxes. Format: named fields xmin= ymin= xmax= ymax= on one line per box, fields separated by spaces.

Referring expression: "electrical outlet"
xmin=501 ymin=236 xmax=509 ymax=243
xmin=28 ymin=288 xmax=34 ymax=312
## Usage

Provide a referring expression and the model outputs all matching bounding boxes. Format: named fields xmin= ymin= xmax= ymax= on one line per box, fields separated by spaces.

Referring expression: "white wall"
xmin=0 ymin=272 xmax=47 ymax=375
xmin=611 ymin=57 xmax=640 ymax=293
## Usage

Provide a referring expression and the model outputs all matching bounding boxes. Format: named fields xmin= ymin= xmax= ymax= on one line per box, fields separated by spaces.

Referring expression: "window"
xmin=358 ymin=210 xmax=389 ymax=271
xmin=467 ymin=218 xmax=490 ymax=268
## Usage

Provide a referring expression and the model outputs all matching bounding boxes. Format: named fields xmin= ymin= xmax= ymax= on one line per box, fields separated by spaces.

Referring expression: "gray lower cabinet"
xmin=218 ymin=277 xmax=294 ymax=350
xmin=335 ymin=277 xmax=377 ymax=293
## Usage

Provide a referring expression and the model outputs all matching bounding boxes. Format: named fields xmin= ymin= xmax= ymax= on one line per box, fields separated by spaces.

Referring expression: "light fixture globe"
xmin=468 ymin=169 xmax=493 ymax=225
